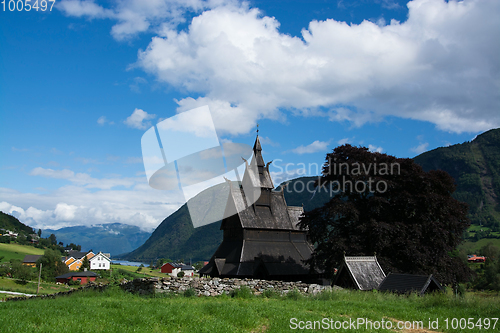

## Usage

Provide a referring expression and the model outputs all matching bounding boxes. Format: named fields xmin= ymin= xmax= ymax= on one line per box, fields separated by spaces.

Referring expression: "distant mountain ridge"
xmin=44 ymin=223 xmax=151 ymax=256
xmin=125 ymin=128 xmax=500 ymax=262
xmin=122 ymin=176 xmax=332 ymax=262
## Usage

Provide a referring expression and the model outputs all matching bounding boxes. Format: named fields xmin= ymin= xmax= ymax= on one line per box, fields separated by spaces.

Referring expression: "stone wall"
xmin=5 ymin=282 xmax=107 ymax=302
xmin=120 ymin=276 xmax=336 ymax=296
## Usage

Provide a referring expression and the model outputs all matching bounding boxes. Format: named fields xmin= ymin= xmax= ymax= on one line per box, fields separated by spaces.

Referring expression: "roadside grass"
xmin=0 ymin=287 xmax=499 ymax=332
xmin=0 ymin=277 xmax=72 ymax=298
xmin=0 ymin=243 xmax=44 ymax=262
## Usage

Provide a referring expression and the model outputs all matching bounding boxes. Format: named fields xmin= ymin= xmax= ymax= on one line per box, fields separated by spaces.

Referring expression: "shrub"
xmin=262 ymin=289 xmax=279 ymax=298
xmin=230 ymin=286 xmax=254 ymax=299
xmin=177 ymin=271 xmax=185 ymax=278
xmin=285 ymin=288 xmax=302 ymax=300
xmin=183 ymin=288 xmax=196 ymax=297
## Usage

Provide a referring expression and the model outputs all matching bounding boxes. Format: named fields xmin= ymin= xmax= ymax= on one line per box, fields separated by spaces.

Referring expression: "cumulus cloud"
xmin=124 ymin=108 xmax=156 ymax=130
xmin=0 ymin=182 xmax=183 ymax=231
xmin=291 ymin=140 xmax=330 ymax=155
xmin=368 ymin=144 xmax=384 ymax=153
xmin=57 ymin=0 xmax=237 ymax=40
xmin=411 ymin=142 xmax=429 ymax=154
xmin=132 ymin=0 xmax=499 ymax=135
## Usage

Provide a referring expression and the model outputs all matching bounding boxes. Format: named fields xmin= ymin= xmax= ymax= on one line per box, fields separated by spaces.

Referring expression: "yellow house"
xmin=22 ymin=255 xmax=42 ymax=267
xmin=68 ymin=259 xmax=83 ymax=271
xmin=63 ymin=251 xmax=95 ymax=271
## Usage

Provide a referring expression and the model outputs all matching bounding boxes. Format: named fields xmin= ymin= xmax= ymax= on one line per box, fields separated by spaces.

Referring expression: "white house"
xmin=89 ymin=252 xmax=111 ymax=270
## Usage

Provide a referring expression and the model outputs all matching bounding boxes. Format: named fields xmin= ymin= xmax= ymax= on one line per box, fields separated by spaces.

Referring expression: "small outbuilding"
xmin=55 ymin=271 xmax=98 ymax=285
xmin=22 ymin=255 xmax=42 ymax=267
xmin=378 ymin=273 xmax=443 ymax=296
xmin=333 ymin=256 xmax=386 ymax=290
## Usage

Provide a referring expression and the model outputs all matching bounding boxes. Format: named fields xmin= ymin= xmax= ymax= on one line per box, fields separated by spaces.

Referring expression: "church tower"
xmin=199 ymin=135 xmax=321 ymax=281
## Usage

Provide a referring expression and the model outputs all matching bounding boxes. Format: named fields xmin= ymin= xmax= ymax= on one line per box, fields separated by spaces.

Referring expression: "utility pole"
xmin=36 ymin=263 xmax=42 ymax=294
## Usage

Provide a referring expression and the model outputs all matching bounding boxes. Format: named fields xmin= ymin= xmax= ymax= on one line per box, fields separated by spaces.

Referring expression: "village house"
xmin=161 ymin=262 xmax=195 ymax=277
xmin=63 ymin=250 xmax=95 ymax=271
xmin=55 ymin=271 xmax=98 ymax=285
xmin=89 ymin=252 xmax=111 ymax=270
xmin=22 ymin=255 xmax=42 ymax=267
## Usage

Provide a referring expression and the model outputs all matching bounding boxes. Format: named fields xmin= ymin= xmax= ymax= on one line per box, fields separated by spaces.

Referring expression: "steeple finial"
xmin=256 ymin=123 xmax=259 ymax=136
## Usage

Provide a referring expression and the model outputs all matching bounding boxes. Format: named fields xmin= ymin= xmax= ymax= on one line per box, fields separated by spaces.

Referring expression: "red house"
xmin=55 ymin=271 xmax=98 ymax=285
xmin=161 ymin=263 xmax=195 ymax=276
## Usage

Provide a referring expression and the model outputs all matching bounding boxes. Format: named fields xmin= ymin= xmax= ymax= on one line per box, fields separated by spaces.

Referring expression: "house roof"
xmin=89 ymin=252 xmax=111 ymax=262
xmin=22 ymin=255 xmax=42 ymax=263
xmin=334 ymin=256 xmax=386 ymax=290
xmin=66 ymin=251 xmax=90 ymax=260
xmin=378 ymin=273 xmax=443 ymax=295
xmin=55 ymin=271 xmax=98 ymax=279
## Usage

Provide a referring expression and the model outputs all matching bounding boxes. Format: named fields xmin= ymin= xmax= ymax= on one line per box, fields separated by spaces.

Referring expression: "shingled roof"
xmin=22 ymin=255 xmax=42 ymax=264
xmin=333 ymin=256 xmax=386 ymax=290
xmin=199 ymin=135 xmax=321 ymax=282
xmin=378 ymin=273 xmax=443 ymax=296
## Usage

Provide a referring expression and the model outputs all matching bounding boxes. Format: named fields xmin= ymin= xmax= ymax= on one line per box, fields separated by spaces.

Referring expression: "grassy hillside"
xmin=0 ymin=243 xmax=45 ymax=262
xmin=0 ymin=287 xmax=498 ymax=332
xmin=414 ymin=128 xmax=500 ymax=228
xmin=0 ymin=211 xmax=34 ymax=235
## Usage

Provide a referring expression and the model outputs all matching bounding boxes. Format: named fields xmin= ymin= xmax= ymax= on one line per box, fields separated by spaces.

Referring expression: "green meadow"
xmin=0 ymin=243 xmax=44 ymax=262
xmin=0 ymin=287 xmax=499 ymax=333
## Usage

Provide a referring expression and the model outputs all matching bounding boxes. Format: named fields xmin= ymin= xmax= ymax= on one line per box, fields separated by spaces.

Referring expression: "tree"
xmin=49 ymin=233 xmax=57 ymax=245
xmin=10 ymin=260 xmax=34 ymax=282
xmin=37 ymin=248 xmax=68 ymax=280
xmin=79 ymin=256 xmax=90 ymax=272
xmin=37 ymin=229 xmax=42 ymax=238
xmin=299 ymin=144 xmax=472 ymax=285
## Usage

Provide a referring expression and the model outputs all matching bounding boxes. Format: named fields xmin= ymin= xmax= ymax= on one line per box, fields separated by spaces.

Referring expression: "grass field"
xmin=0 ymin=277 xmax=73 ymax=300
xmin=111 ymin=264 xmax=167 ymax=278
xmin=0 ymin=287 xmax=499 ymax=332
xmin=459 ymin=238 xmax=500 ymax=254
xmin=0 ymin=243 xmax=44 ymax=262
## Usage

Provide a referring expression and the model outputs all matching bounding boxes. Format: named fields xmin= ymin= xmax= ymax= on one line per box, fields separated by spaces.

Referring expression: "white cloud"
xmin=291 ymin=140 xmax=330 ymax=155
xmin=124 ymin=108 xmax=156 ymax=130
xmin=411 ymin=142 xmax=429 ymax=154
xmin=57 ymin=0 xmax=237 ymax=40
xmin=29 ymin=167 xmax=135 ymax=190
xmin=368 ymin=144 xmax=384 ymax=153
xmin=131 ymin=0 xmax=499 ymax=135
xmin=337 ymin=138 xmax=351 ymax=145
xmin=0 ymin=180 xmax=183 ymax=231
xmin=97 ymin=116 xmax=114 ymax=125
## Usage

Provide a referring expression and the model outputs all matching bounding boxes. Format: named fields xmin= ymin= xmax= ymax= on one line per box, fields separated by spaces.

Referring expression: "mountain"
xmin=123 ymin=176 xmax=331 ymax=262
xmin=44 ymin=223 xmax=151 ymax=257
xmin=0 ymin=211 xmax=34 ymax=235
xmin=413 ymin=128 xmax=500 ymax=228
xmin=125 ymin=128 xmax=500 ymax=262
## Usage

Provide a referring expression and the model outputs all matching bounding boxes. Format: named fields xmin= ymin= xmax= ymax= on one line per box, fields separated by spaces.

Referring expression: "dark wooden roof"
xmin=334 ymin=256 xmax=386 ymax=290
xmin=199 ymin=136 xmax=320 ymax=281
xmin=55 ymin=271 xmax=98 ymax=279
xmin=22 ymin=255 xmax=42 ymax=263
xmin=378 ymin=273 xmax=443 ymax=295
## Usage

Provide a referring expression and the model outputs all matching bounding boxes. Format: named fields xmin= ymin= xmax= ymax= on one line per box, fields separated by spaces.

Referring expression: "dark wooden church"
xmin=199 ymin=136 xmax=321 ymax=281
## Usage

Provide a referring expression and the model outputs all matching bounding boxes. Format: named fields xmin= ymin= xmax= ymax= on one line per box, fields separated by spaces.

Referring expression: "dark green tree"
xmin=37 ymin=229 xmax=42 ymax=238
xmin=299 ymin=144 xmax=472 ymax=284
xmin=79 ymin=256 xmax=90 ymax=272
xmin=10 ymin=260 xmax=35 ymax=282
xmin=49 ymin=233 xmax=57 ymax=245
xmin=36 ymin=248 xmax=69 ymax=280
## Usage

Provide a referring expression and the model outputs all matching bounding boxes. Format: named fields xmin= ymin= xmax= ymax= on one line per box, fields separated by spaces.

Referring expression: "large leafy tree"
xmin=299 ymin=144 xmax=472 ymax=284
xmin=37 ymin=248 xmax=69 ymax=280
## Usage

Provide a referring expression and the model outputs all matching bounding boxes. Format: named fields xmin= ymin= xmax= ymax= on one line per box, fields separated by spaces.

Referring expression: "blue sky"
xmin=0 ymin=0 xmax=498 ymax=232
